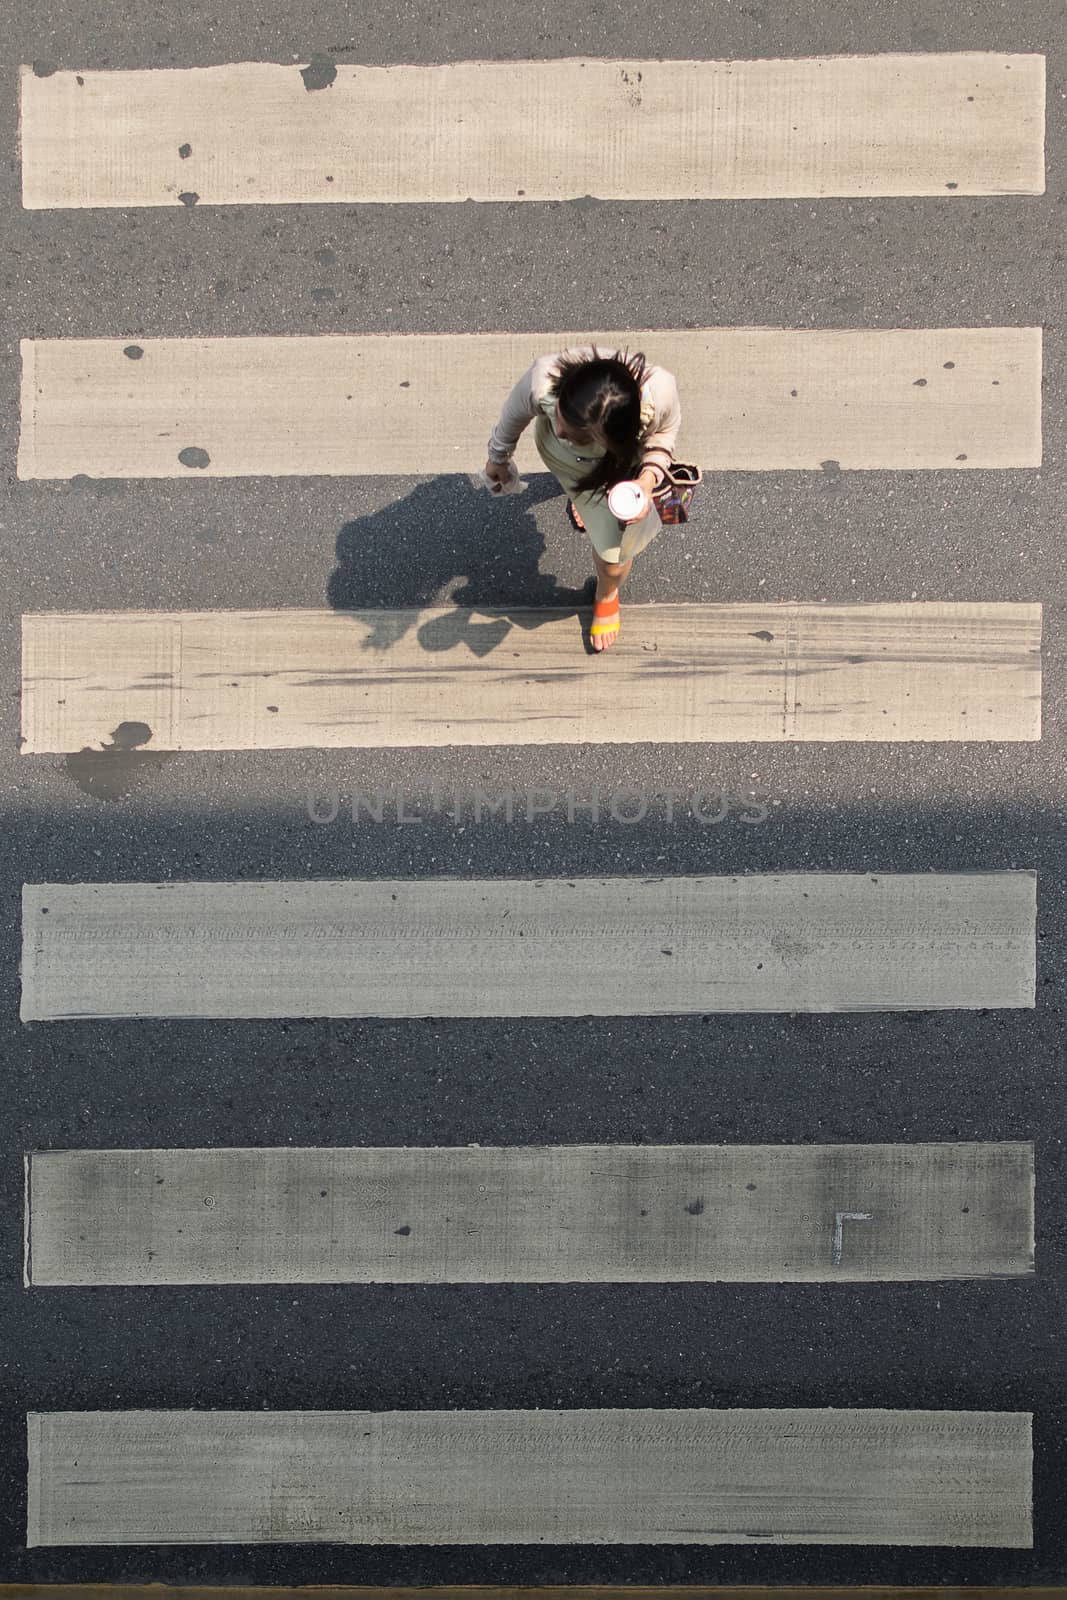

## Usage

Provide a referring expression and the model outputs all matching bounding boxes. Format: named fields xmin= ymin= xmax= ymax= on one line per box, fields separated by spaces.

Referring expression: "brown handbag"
xmin=650 ymin=461 xmax=703 ymax=524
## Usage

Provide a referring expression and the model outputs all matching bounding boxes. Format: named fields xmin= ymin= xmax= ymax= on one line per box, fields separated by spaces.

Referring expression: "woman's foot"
xmin=568 ymin=501 xmax=586 ymax=532
xmin=590 ymin=587 xmax=620 ymax=651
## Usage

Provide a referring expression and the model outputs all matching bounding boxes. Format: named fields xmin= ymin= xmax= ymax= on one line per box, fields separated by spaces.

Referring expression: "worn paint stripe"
xmin=16 ymin=327 xmax=1042 ymax=479
xmin=26 ymin=1408 xmax=1032 ymax=1547
xmin=19 ymin=55 xmax=1045 ymax=209
xmin=19 ymin=874 xmax=1036 ymax=1022
xmin=25 ymin=1142 xmax=1034 ymax=1286
xmin=19 ymin=602 xmax=1043 ymax=752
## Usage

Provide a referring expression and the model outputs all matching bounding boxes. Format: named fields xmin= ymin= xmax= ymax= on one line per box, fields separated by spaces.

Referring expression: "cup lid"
xmin=608 ymin=480 xmax=645 ymax=514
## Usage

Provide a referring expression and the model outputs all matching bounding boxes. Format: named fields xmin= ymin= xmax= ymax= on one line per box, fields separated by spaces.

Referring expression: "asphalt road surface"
xmin=1 ymin=0 xmax=1065 ymax=1585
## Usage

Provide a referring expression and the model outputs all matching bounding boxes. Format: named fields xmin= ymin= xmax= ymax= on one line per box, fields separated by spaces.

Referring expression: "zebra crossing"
xmin=10 ymin=43 xmax=1053 ymax=1569
xmin=25 ymin=1141 xmax=1034 ymax=1285
xmin=19 ymin=54 xmax=1045 ymax=208
xmin=27 ymin=1407 xmax=1033 ymax=1547
xmin=16 ymin=326 xmax=1042 ymax=478
xmin=19 ymin=600 xmax=1043 ymax=748
xmin=20 ymin=873 xmax=1037 ymax=1020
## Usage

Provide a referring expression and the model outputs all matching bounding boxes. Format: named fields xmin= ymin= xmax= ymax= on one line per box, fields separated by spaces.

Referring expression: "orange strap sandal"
xmin=590 ymin=592 xmax=620 ymax=644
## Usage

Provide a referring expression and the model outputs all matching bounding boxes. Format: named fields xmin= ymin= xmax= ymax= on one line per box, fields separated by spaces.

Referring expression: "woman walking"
xmin=483 ymin=345 xmax=682 ymax=651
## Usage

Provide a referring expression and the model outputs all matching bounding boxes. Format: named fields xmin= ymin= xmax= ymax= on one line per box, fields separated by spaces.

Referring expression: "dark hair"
xmin=546 ymin=344 xmax=650 ymax=499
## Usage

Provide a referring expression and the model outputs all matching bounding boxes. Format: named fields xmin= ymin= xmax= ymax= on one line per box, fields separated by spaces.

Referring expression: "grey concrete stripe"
xmin=20 ymin=874 xmax=1036 ymax=1022
xmin=26 ymin=1408 xmax=1032 ymax=1547
xmin=19 ymin=55 xmax=1045 ymax=209
xmin=20 ymin=602 xmax=1042 ymax=752
xmin=16 ymin=327 xmax=1041 ymax=479
xmin=24 ymin=1142 xmax=1034 ymax=1286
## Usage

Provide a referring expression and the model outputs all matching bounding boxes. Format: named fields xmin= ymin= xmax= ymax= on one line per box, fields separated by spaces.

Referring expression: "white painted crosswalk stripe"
xmin=16 ymin=327 xmax=1042 ymax=479
xmin=19 ymin=55 xmax=1045 ymax=210
xmin=20 ymin=874 xmax=1036 ymax=1022
xmin=19 ymin=601 xmax=1042 ymax=751
xmin=26 ymin=1407 xmax=1032 ymax=1547
xmin=24 ymin=1142 xmax=1034 ymax=1286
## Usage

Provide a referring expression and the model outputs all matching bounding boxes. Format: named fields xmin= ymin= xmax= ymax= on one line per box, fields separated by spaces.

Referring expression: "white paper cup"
xmin=607 ymin=480 xmax=649 ymax=522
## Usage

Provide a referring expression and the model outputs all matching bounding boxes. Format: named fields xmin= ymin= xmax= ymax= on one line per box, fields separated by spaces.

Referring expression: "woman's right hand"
xmin=484 ymin=458 xmax=513 ymax=492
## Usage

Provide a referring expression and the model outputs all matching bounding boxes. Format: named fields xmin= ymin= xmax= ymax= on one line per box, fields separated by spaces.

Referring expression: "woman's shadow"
xmin=326 ymin=473 xmax=598 ymax=656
